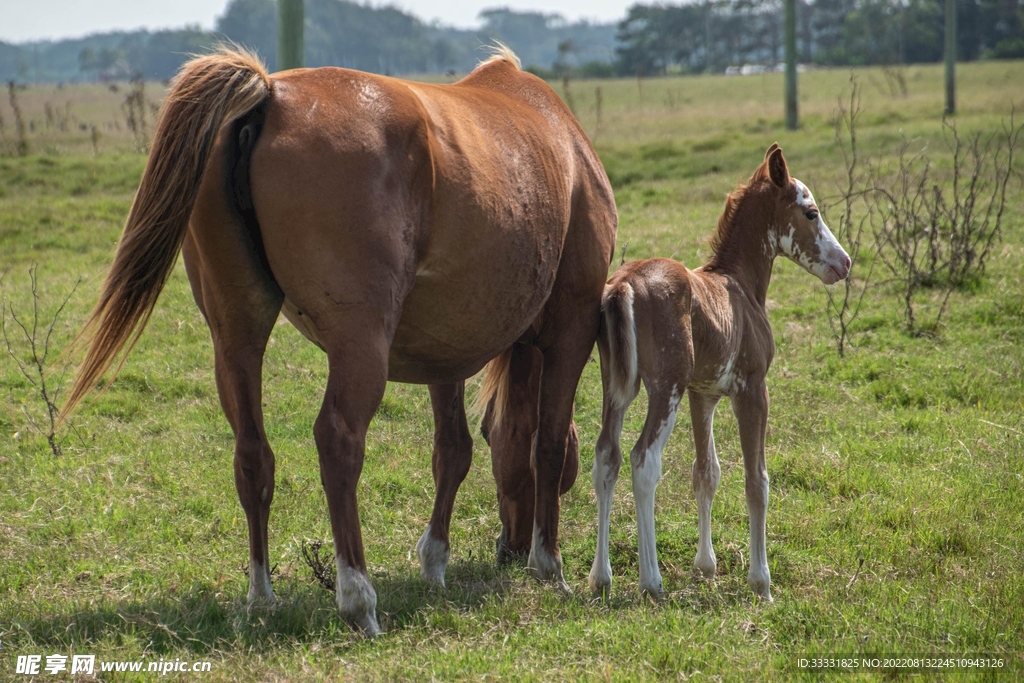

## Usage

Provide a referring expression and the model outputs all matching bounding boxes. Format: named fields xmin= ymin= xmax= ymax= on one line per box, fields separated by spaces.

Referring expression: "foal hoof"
xmin=747 ymin=570 xmax=773 ymax=603
xmin=588 ymin=567 xmax=612 ymax=598
xmin=639 ymin=581 xmax=665 ymax=601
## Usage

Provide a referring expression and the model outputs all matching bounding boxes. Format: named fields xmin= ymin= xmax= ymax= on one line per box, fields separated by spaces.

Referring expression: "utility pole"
xmin=784 ymin=0 xmax=798 ymax=130
xmin=278 ymin=0 xmax=305 ymax=72
xmin=944 ymin=0 xmax=956 ymax=114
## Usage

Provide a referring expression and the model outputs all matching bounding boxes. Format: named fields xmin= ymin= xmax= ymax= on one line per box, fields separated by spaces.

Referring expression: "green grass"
xmin=2 ymin=61 xmax=1023 ymax=680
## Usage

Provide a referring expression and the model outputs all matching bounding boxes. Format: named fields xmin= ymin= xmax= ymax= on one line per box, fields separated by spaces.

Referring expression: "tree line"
xmin=0 ymin=0 xmax=1021 ymax=84
xmin=616 ymin=0 xmax=1024 ymax=76
xmin=0 ymin=0 xmax=614 ymax=83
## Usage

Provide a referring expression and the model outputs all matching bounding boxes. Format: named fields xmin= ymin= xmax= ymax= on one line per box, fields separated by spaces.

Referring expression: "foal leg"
xmin=689 ymin=390 xmax=722 ymax=579
xmin=630 ymin=381 xmax=684 ymax=598
xmin=417 ymin=382 xmax=473 ymax=587
xmin=314 ymin=329 xmax=390 ymax=635
xmin=588 ymin=396 xmax=628 ymax=596
xmin=731 ymin=382 xmax=772 ymax=601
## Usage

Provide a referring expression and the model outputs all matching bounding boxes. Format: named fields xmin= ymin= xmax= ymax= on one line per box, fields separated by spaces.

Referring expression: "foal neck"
xmin=703 ymin=182 xmax=777 ymax=306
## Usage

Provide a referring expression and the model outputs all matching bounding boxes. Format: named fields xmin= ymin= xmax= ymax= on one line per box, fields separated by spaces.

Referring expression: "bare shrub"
xmin=7 ymin=80 xmax=28 ymax=156
xmin=1 ymin=266 xmax=81 ymax=456
xmin=824 ymin=76 xmax=879 ymax=357
xmin=122 ymin=74 xmax=149 ymax=153
xmin=870 ymin=114 xmax=1022 ymax=334
xmin=301 ymin=539 xmax=336 ymax=593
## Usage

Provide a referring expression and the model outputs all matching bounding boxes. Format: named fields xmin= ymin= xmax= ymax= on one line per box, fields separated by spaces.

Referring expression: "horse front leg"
xmin=731 ymin=381 xmax=772 ymax=601
xmin=528 ymin=340 xmax=592 ymax=590
xmin=689 ymin=390 xmax=722 ymax=579
xmin=417 ymin=382 xmax=473 ymax=587
xmin=485 ymin=343 xmax=580 ymax=565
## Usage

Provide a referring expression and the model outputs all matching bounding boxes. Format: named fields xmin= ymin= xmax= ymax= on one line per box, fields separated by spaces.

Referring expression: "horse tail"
xmin=472 ymin=347 xmax=513 ymax=432
xmin=61 ymin=48 xmax=270 ymax=421
xmin=601 ymin=281 xmax=639 ymax=409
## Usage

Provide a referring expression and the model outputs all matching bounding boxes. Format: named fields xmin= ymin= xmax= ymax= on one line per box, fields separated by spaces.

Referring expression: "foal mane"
xmin=705 ymin=162 xmax=778 ymax=271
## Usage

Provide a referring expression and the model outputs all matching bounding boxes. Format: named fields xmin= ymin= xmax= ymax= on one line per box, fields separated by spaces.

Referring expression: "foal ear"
xmin=767 ymin=147 xmax=789 ymax=188
xmin=764 ymin=142 xmax=780 ymax=160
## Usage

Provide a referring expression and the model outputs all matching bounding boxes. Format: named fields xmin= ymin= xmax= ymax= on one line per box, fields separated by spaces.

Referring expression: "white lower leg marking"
xmin=693 ymin=456 xmax=721 ymax=578
xmin=416 ymin=523 xmax=450 ymax=588
xmin=746 ymin=474 xmax=772 ymax=600
xmin=589 ymin=432 xmax=621 ymax=594
xmin=692 ymin=400 xmax=721 ymax=579
xmin=247 ymin=558 xmax=275 ymax=604
xmin=335 ymin=559 xmax=382 ymax=636
xmin=527 ymin=522 xmax=568 ymax=590
xmin=632 ymin=387 xmax=680 ymax=597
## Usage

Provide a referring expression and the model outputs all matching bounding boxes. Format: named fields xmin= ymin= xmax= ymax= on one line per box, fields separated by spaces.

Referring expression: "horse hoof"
xmin=527 ymin=544 xmax=567 ymax=590
xmin=347 ymin=611 xmax=383 ymax=637
xmin=335 ymin=563 xmax=381 ymax=636
xmin=416 ymin=525 xmax=449 ymax=588
xmin=245 ymin=595 xmax=278 ymax=613
xmin=588 ymin=570 xmax=612 ymax=598
xmin=495 ymin=530 xmax=528 ymax=567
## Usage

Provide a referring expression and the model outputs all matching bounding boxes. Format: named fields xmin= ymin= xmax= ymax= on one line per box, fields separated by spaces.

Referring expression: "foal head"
xmin=755 ymin=144 xmax=851 ymax=284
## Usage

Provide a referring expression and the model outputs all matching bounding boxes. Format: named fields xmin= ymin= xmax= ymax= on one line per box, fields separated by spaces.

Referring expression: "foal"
xmin=589 ymin=144 xmax=850 ymax=600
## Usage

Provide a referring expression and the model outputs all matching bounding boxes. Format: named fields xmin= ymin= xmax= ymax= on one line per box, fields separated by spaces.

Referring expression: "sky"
xmin=0 ymin=0 xmax=629 ymax=43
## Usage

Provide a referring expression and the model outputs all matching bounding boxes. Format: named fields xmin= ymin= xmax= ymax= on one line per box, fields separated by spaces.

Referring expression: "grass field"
xmin=2 ymin=60 xmax=1023 ymax=680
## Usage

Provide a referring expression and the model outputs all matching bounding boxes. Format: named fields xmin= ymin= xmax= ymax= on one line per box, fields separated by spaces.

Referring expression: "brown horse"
xmin=62 ymin=46 xmax=617 ymax=635
xmin=589 ymin=145 xmax=849 ymax=601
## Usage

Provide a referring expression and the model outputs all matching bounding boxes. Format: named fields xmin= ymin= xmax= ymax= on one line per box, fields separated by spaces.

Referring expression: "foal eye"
xmin=804 ymin=210 xmax=818 ymax=221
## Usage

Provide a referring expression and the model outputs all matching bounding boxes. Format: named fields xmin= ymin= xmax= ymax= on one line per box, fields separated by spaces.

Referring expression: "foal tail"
xmin=61 ymin=48 xmax=271 ymax=420
xmin=601 ymin=281 xmax=639 ymax=409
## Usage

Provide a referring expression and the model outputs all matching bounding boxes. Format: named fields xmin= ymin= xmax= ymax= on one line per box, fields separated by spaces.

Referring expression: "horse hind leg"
xmin=182 ymin=223 xmax=283 ymax=606
xmin=630 ymin=380 xmax=684 ymax=598
xmin=416 ymin=382 xmax=473 ymax=587
xmin=588 ymin=395 xmax=628 ymax=596
xmin=312 ymin=320 xmax=392 ymax=636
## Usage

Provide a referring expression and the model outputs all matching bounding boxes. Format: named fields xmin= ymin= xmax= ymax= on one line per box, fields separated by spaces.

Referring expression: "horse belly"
xmin=387 ymin=249 xmax=558 ymax=384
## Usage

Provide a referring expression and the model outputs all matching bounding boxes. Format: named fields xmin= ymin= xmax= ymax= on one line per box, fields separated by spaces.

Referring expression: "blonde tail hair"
xmin=472 ymin=347 xmax=513 ymax=430
xmin=61 ymin=47 xmax=271 ymax=420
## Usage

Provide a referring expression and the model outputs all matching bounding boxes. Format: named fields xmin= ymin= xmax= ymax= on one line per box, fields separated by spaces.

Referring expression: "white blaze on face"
xmin=785 ymin=179 xmax=851 ymax=285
